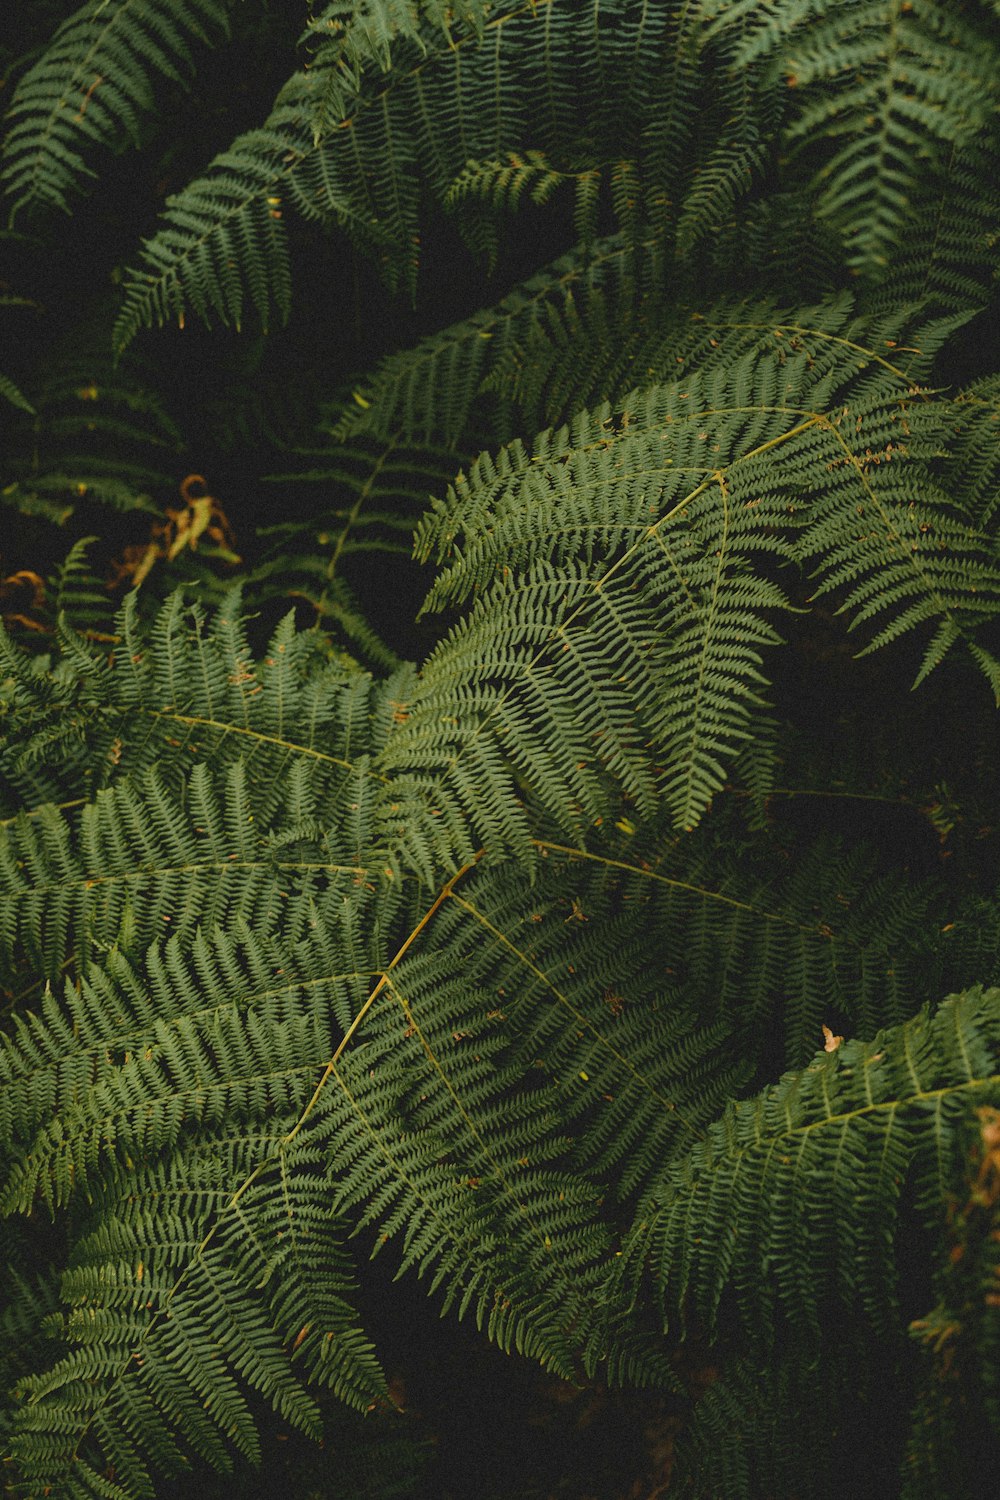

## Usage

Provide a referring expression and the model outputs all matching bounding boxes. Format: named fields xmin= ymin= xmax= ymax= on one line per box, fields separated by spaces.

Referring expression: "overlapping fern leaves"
xmin=405 ymin=319 xmax=1000 ymax=836
xmin=634 ymin=986 xmax=1000 ymax=1335
xmin=620 ymin=987 xmax=1000 ymax=1495
xmin=108 ymin=0 xmax=772 ymax=347
xmin=49 ymin=0 xmax=991 ymax=353
xmin=702 ymin=0 xmax=1000 ymax=275
xmin=2 ymin=579 xmax=998 ymax=1493
xmin=0 ymin=718 xmax=995 ymax=1491
xmin=3 ymin=297 xmax=1000 ymax=1498
xmin=2 ymin=2 xmax=1000 ymax=1497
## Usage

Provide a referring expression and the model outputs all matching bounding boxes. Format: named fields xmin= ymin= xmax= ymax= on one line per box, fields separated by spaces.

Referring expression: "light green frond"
xmin=3 ymin=1 xmax=1000 ymax=1489
xmin=0 ymin=756 xmax=384 ymax=985
xmin=0 ymin=919 xmax=372 ymax=1202
xmin=399 ymin=333 xmax=1000 ymax=839
xmin=0 ymin=851 xmax=689 ymax=1494
xmin=7 ymin=1136 xmax=385 ymax=1498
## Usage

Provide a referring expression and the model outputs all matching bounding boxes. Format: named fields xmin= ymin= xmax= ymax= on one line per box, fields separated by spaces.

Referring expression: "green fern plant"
xmin=2 ymin=2 xmax=1000 ymax=1498
xmin=3 ymin=0 xmax=234 ymax=217
xmin=701 ymin=0 xmax=1000 ymax=274
xmin=0 ymin=325 xmax=181 ymax=528
xmin=618 ymin=987 xmax=1000 ymax=1493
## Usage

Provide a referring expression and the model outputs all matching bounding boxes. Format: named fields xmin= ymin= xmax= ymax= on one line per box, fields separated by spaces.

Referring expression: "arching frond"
xmin=863 ymin=132 xmax=1000 ymax=329
xmin=399 ymin=329 xmax=1000 ymax=841
xmin=702 ymin=0 xmax=1000 ymax=274
xmin=112 ymin=114 xmax=299 ymax=348
xmin=302 ymin=0 xmax=492 ymax=132
xmin=0 ymin=589 xmax=385 ymax=810
xmin=48 ymin=534 xmax=116 ymax=638
xmin=629 ymin=987 xmax=1000 ymax=1340
xmin=0 ymin=850 xmax=696 ymax=1493
xmin=112 ymin=0 xmax=766 ymax=346
xmin=3 ymin=4 xmax=1000 ymax=1493
xmin=2 ymin=0 xmax=234 ymax=218
xmin=616 ymin=986 xmax=1000 ymax=1496
xmin=7 ymin=1135 xmax=386 ymax=1498
xmin=530 ymin=820 xmax=1000 ymax=1069
xmin=0 ymin=755 xmax=389 ymax=985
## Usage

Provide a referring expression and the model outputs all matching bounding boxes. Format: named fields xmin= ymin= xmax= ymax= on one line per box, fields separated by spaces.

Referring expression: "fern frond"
xmin=0 ymin=916 xmax=370 ymax=1197
xmin=113 ymin=0 xmax=765 ymax=345
xmin=632 ymin=990 xmax=1000 ymax=1497
xmin=3 ymin=824 xmax=994 ymax=1494
xmin=4 ymin=0 xmax=1000 ymax=1491
xmin=703 ymin=0 xmax=1000 ymax=274
xmin=382 ymin=853 xmax=752 ymax=1202
xmin=0 ymin=755 xmax=385 ymax=986
xmin=631 ymin=986 xmax=1000 ymax=1343
xmin=0 ymin=588 xmax=385 ymax=808
xmin=0 ymin=1263 xmax=62 ymax=1445
xmin=333 ymin=236 xmax=652 ymax=447
xmin=49 ymin=535 xmax=116 ymax=638
xmin=942 ymin=375 xmax=1000 ymax=527
xmin=482 ymin=280 xmax=968 ymax=433
xmin=0 ymin=371 xmax=35 ymax=414
xmin=674 ymin=135 xmax=770 ymax=261
xmin=112 ymin=124 xmax=296 ymax=347
xmin=446 ymin=152 xmax=602 ymax=267
xmin=863 ymin=132 xmax=1000 ymax=331
xmin=302 ymin=0 xmax=491 ymax=132
xmin=7 ymin=1135 xmax=385 ymax=1498
xmin=252 ymin=430 xmax=460 ymax=667
xmin=2 ymin=0 xmax=234 ymax=218
xmin=113 ymin=6 xmax=492 ymax=345
xmin=0 ymin=852 xmax=693 ymax=1494
xmin=669 ymin=1343 xmax=894 ymax=1500
xmin=530 ymin=822 xmax=1000 ymax=1069
xmin=793 ymin=389 xmax=1000 ymax=686
xmin=400 ymin=330 xmax=1000 ymax=840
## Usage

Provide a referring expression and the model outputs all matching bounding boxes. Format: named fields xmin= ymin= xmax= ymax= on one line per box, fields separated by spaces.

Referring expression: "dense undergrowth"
xmin=1 ymin=3 xmax=999 ymax=1496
